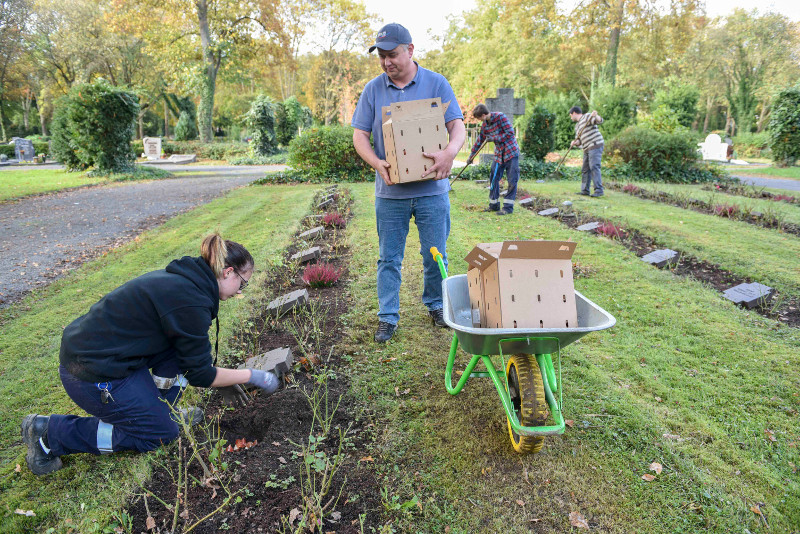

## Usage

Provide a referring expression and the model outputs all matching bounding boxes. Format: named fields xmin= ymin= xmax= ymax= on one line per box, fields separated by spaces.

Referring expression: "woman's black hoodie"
xmin=59 ymin=256 xmax=219 ymax=387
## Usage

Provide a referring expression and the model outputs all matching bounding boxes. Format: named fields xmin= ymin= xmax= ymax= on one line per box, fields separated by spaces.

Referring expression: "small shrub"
xmin=595 ymin=222 xmax=625 ymax=239
xmin=288 ymin=125 xmax=371 ymax=181
xmin=302 ymin=263 xmax=341 ymax=288
xmin=174 ymin=111 xmax=198 ymax=141
xmin=50 ymin=80 xmax=139 ymax=172
xmin=713 ymin=204 xmax=738 ymax=217
xmin=773 ymin=194 xmax=796 ymax=203
xmin=768 ymin=87 xmax=800 ymax=167
xmin=323 ymin=212 xmax=346 ymax=228
xmin=732 ymin=132 xmax=770 ymax=159
xmin=622 ymin=183 xmax=641 ymax=194
xmin=521 ymin=104 xmax=555 ymax=161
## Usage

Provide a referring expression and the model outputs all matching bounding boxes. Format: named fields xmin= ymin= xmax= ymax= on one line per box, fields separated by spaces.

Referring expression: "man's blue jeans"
xmin=375 ymin=192 xmax=450 ymax=325
xmin=581 ymin=145 xmax=604 ymax=195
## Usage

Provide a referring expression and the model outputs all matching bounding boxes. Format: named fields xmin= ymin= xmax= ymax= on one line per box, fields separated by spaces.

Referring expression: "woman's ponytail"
xmin=200 ymin=233 xmax=253 ymax=277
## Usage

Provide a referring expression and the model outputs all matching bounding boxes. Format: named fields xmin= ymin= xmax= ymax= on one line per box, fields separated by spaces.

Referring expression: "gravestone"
xmin=500 ymin=189 xmax=508 ymax=196
xmin=143 ymin=137 xmax=162 ymax=160
xmin=475 ymin=179 xmax=488 ymax=184
xmin=14 ymin=138 xmax=35 ymax=162
xmin=576 ymin=222 xmax=602 ymax=232
xmin=266 ymin=288 xmax=309 ymax=317
xmin=299 ymin=226 xmax=324 ymax=240
xmin=519 ymin=197 xmax=533 ymax=207
xmin=317 ymin=198 xmax=333 ymax=209
xmin=641 ymin=249 xmax=679 ymax=268
xmin=722 ymin=282 xmax=774 ymax=309
xmin=290 ymin=246 xmax=321 ymax=264
xmin=167 ymin=154 xmax=196 ymax=164
xmin=538 ymin=208 xmax=559 ymax=216
xmin=562 ymin=200 xmax=573 ymax=207
xmin=240 ymin=347 xmax=293 ymax=377
xmin=304 ymin=214 xmax=325 ymax=224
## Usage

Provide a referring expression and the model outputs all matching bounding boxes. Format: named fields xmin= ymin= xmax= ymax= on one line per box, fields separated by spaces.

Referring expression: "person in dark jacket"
xmin=21 ymin=233 xmax=280 ymax=475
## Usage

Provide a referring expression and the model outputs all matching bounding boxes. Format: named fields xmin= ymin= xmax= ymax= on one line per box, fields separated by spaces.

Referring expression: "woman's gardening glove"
xmin=218 ymin=384 xmax=250 ymax=407
xmin=246 ymin=369 xmax=281 ymax=395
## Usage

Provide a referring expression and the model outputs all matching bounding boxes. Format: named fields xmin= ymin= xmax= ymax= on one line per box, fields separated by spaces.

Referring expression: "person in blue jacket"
xmin=21 ymin=233 xmax=280 ymax=475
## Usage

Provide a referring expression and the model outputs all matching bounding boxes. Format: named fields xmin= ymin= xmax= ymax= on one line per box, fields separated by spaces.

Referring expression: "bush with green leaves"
xmin=521 ymin=104 xmax=555 ymax=160
xmin=244 ymin=95 xmax=277 ymax=157
xmin=768 ymin=87 xmax=800 ymax=167
xmin=538 ymin=91 xmax=582 ymax=149
xmin=653 ymin=80 xmax=699 ymax=128
xmin=174 ymin=111 xmax=198 ymax=141
xmin=732 ymin=132 xmax=770 ymax=159
xmin=287 ymin=125 xmax=371 ymax=180
xmin=607 ymin=125 xmax=722 ymax=182
xmin=638 ymin=104 xmax=683 ymax=133
xmin=275 ymin=96 xmax=311 ymax=146
xmin=50 ymin=80 xmax=139 ymax=172
xmin=592 ymin=84 xmax=637 ymax=138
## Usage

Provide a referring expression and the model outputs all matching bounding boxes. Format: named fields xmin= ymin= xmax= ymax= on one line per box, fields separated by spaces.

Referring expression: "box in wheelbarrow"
xmin=381 ymin=97 xmax=450 ymax=184
xmin=464 ymin=240 xmax=578 ymax=329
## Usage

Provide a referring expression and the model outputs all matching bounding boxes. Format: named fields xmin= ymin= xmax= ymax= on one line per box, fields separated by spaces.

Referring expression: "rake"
xmin=449 ymin=138 xmax=488 ymax=194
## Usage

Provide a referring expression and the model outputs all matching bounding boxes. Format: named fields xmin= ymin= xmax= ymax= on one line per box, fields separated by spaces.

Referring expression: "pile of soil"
xmin=517 ymin=189 xmax=800 ymax=328
xmin=128 ymin=187 xmax=383 ymax=533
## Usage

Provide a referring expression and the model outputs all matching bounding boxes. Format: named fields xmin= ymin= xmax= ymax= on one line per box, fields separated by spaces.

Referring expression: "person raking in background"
xmin=21 ymin=233 xmax=281 ymax=475
xmin=467 ymin=103 xmax=521 ymax=215
xmin=569 ymin=106 xmax=605 ymax=197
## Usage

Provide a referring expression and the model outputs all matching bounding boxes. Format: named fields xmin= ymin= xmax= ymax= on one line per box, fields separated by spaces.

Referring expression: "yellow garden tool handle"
xmin=430 ymin=247 xmax=447 ymax=279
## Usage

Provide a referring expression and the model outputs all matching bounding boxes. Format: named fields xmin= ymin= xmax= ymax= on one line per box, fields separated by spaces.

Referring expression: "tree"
xmin=0 ymin=0 xmax=31 ymax=140
xmin=244 ymin=94 xmax=277 ymax=156
xmin=521 ymin=104 xmax=555 ymax=160
xmin=592 ymin=83 xmax=636 ymax=137
xmin=768 ymin=87 xmax=800 ymax=167
xmin=653 ymin=79 xmax=699 ymax=128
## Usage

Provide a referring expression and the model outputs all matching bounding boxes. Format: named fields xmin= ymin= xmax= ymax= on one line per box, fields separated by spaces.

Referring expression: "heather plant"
xmin=622 ymin=183 xmax=641 ymax=194
xmin=713 ymin=204 xmax=738 ymax=218
xmin=302 ymin=263 xmax=341 ymax=288
xmin=595 ymin=222 xmax=625 ymax=239
xmin=323 ymin=212 xmax=346 ymax=228
xmin=773 ymin=194 xmax=796 ymax=203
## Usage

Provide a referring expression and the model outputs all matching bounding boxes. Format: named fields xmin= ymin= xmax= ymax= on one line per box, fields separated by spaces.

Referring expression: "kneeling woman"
xmin=22 ymin=233 xmax=279 ymax=475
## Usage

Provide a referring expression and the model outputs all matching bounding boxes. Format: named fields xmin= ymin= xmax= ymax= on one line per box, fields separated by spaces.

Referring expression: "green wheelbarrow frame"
xmin=431 ymin=247 xmax=616 ymax=438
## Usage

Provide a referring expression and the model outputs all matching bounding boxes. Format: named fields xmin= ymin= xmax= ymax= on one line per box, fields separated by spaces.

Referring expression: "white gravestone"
xmin=697 ymin=134 xmax=729 ymax=162
xmin=143 ymin=137 xmax=162 ymax=160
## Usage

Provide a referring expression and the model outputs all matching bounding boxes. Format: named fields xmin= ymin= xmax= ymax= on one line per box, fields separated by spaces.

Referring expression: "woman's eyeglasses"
xmin=234 ymin=270 xmax=249 ymax=291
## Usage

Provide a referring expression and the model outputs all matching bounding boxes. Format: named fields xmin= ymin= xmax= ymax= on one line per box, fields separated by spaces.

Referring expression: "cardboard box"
xmin=382 ymin=97 xmax=450 ymax=184
xmin=465 ymin=240 xmax=578 ymax=329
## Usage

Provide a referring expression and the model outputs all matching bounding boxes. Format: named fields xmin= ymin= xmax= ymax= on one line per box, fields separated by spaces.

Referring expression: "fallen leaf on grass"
xmin=359 ymin=456 xmax=374 ymax=462
xmin=146 ymin=516 xmax=156 ymax=529
xmin=649 ymin=462 xmax=663 ymax=474
xmin=14 ymin=509 xmax=35 ymax=517
xmin=569 ymin=511 xmax=589 ymax=529
xmin=565 ymin=419 xmax=574 ymax=428
xmin=15 ymin=464 xmax=21 ymax=472
xmin=516 ymin=499 xmax=525 ymax=507
xmin=750 ymin=504 xmax=763 ymax=516
xmin=642 ymin=474 xmax=656 ymax=482
xmin=764 ymin=429 xmax=777 ymax=442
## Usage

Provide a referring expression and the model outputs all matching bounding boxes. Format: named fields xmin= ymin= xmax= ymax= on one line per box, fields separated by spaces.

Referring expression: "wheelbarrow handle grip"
xmin=430 ymin=247 xmax=448 ymax=279
xmin=430 ymin=247 xmax=443 ymax=263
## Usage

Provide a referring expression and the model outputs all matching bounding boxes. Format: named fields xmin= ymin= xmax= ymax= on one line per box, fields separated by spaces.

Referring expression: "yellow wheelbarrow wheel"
xmin=505 ymin=354 xmax=549 ymax=453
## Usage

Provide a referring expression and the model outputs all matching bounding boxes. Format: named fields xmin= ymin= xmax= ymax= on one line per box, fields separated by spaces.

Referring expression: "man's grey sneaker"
xmin=590 ymin=192 xmax=604 ymax=197
xmin=429 ymin=308 xmax=448 ymax=328
xmin=483 ymin=206 xmax=499 ymax=212
xmin=374 ymin=321 xmax=397 ymax=343
xmin=496 ymin=209 xmax=513 ymax=216
xmin=21 ymin=414 xmax=62 ymax=476
xmin=176 ymin=407 xmax=205 ymax=427
xmin=578 ymin=191 xmax=590 ymax=196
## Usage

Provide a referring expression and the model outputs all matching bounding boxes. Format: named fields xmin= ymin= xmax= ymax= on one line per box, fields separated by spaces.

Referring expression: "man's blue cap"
xmin=369 ymin=23 xmax=412 ymax=53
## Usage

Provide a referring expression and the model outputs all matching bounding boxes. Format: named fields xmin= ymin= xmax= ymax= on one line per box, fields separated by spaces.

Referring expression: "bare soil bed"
xmin=127 ymin=188 xmax=384 ymax=533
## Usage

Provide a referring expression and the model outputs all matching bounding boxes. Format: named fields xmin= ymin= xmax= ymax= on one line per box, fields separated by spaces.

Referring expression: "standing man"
xmin=352 ymin=23 xmax=465 ymax=343
xmin=467 ymin=103 xmax=520 ymax=215
xmin=569 ymin=106 xmax=604 ymax=197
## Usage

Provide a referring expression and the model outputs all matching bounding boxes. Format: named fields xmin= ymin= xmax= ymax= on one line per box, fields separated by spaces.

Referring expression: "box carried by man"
xmin=382 ymin=97 xmax=450 ymax=184
xmin=465 ymin=240 xmax=578 ymax=329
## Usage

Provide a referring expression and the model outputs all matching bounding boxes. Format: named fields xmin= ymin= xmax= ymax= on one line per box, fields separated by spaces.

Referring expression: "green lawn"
xmin=0 ymin=184 xmax=317 ymax=532
xmin=0 ymin=169 xmax=105 ymax=201
xmin=727 ymin=165 xmax=800 ymax=180
xmin=1 ymin=180 xmax=798 ymax=533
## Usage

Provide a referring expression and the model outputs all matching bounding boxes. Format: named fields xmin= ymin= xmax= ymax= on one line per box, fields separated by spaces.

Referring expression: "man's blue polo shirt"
xmin=351 ymin=63 xmax=463 ymax=199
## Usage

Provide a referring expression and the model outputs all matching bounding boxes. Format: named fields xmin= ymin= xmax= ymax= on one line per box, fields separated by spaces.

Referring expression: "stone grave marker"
xmin=500 ymin=189 xmax=508 ymax=196
xmin=299 ymin=226 xmax=324 ymax=240
xmin=562 ymin=200 xmax=573 ymax=207
xmin=143 ymin=137 xmax=162 ymax=160
xmin=475 ymin=179 xmax=488 ymax=184
xmin=722 ymin=282 xmax=774 ymax=309
xmin=475 ymin=88 xmax=527 ymax=165
xmin=641 ymin=249 xmax=679 ymax=268
xmin=576 ymin=222 xmax=601 ymax=232
xmin=290 ymin=246 xmax=321 ymax=264
xmin=166 ymin=154 xmax=196 ymax=164
xmin=538 ymin=208 xmax=559 ymax=216
xmin=266 ymin=288 xmax=309 ymax=317
xmin=239 ymin=347 xmax=293 ymax=377
xmin=14 ymin=138 xmax=35 ymax=162
xmin=318 ymin=198 xmax=333 ymax=209
xmin=519 ymin=197 xmax=533 ymax=207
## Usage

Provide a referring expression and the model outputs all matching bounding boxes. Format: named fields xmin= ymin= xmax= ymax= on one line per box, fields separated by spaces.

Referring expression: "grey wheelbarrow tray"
xmin=440 ymin=273 xmax=616 ymax=438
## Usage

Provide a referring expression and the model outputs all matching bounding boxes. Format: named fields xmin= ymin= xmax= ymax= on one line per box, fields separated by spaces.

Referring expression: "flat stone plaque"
xmin=500 ymin=189 xmax=508 ymax=196
xmin=266 ymin=289 xmax=309 ymax=317
xmin=475 ymin=179 xmax=488 ymax=184
xmin=562 ymin=200 xmax=573 ymax=207
xmin=722 ymin=283 xmax=774 ymax=309
xmin=240 ymin=347 xmax=293 ymax=377
xmin=290 ymin=246 xmax=321 ymax=264
xmin=641 ymin=249 xmax=679 ymax=268
xmin=298 ymin=226 xmax=324 ymax=240
xmin=576 ymin=222 xmax=601 ymax=232
xmin=317 ymin=198 xmax=333 ymax=209
xmin=538 ymin=208 xmax=559 ymax=216
xmin=519 ymin=197 xmax=533 ymax=207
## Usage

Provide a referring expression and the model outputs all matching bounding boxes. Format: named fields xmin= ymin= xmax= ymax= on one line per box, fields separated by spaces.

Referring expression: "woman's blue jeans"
xmin=375 ymin=192 xmax=450 ymax=325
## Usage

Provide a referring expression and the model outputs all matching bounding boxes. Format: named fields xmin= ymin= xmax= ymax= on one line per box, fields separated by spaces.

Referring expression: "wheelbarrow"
xmin=430 ymin=247 xmax=616 ymax=453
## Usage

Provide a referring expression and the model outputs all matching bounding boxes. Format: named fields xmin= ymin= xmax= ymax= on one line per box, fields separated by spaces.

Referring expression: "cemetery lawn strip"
xmin=727 ymin=166 xmax=800 ymax=180
xmin=528 ymin=182 xmax=800 ymax=298
xmin=0 ymin=184 xmax=315 ymax=533
xmin=343 ymin=183 xmax=799 ymax=532
xmin=0 ymin=169 xmax=109 ymax=201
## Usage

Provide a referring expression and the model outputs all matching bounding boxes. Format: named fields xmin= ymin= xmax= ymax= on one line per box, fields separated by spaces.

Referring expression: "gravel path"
xmin=0 ymin=171 xmax=267 ymax=307
xmin=731 ymin=175 xmax=800 ymax=191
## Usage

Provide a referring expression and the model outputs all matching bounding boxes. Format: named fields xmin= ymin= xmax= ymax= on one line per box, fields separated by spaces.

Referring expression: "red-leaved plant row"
xmin=622 ymin=183 xmax=641 ymax=194
xmin=773 ymin=194 xmax=796 ymax=203
xmin=302 ymin=263 xmax=341 ymax=288
xmin=713 ymin=204 xmax=738 ymax=217
xmin=595 ymin=222 xmax=625 ymax=239
xmin=323 ymin=212 xmax=346 ymax=228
